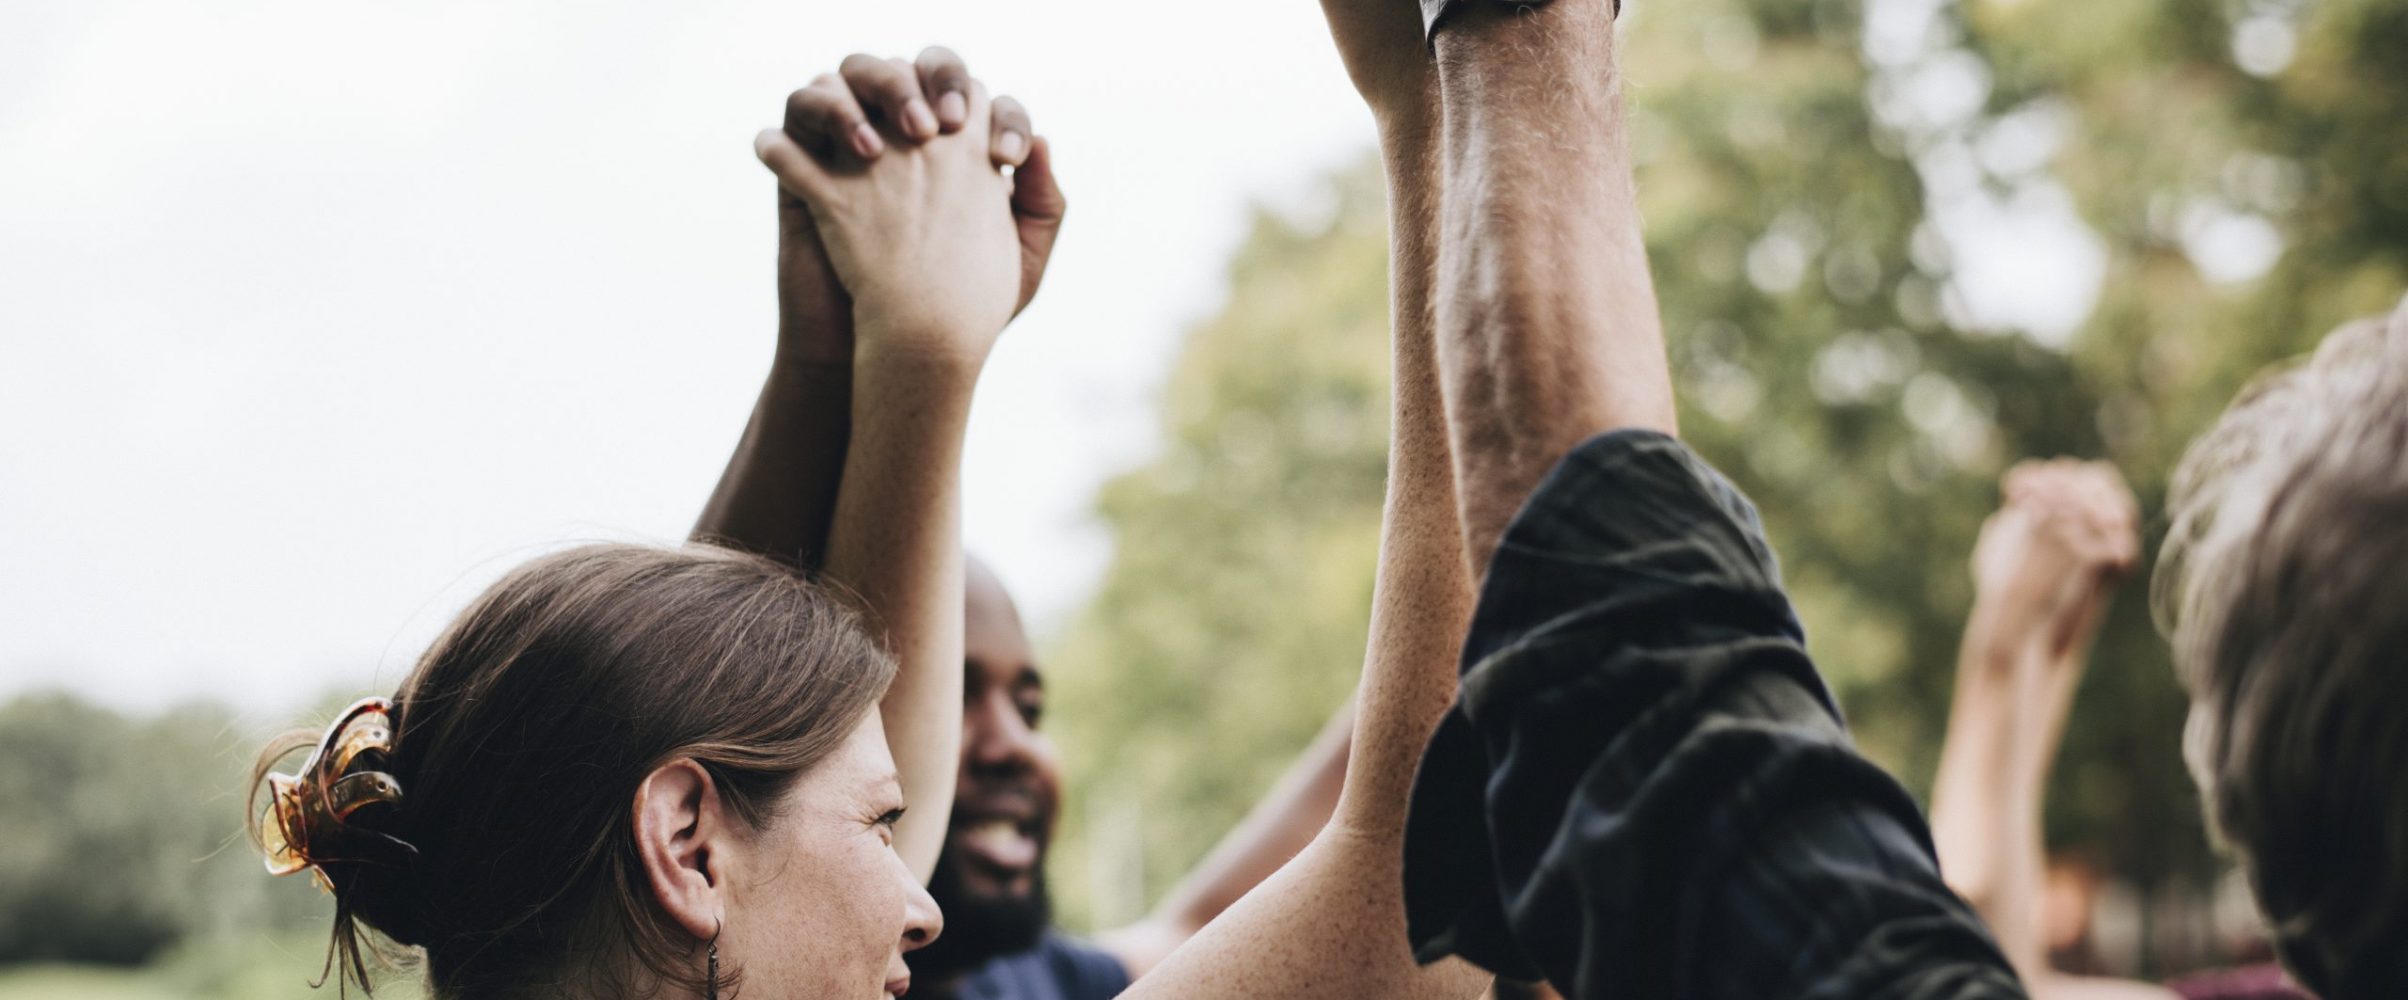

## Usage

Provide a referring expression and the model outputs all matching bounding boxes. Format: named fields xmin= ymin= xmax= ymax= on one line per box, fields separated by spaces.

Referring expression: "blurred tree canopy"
xmin=0 ymin=693 xmax=331 ymax=969
xmin=1043 ymin=0 xmax=2406 ymax=972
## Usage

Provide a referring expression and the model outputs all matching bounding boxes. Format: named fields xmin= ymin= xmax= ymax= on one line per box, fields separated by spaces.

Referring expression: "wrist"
xmin=1961 ymin=594 xmax=2048 ymax=678
xmin=851 ymin=330 xmax=990 ymax=385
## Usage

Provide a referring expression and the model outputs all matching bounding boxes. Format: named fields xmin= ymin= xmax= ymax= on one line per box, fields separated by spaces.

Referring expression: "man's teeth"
xmin=965 ymin=820 xmax=1022 ymax=843
xmin=959 ymin=819 xmax=1039 ymax=866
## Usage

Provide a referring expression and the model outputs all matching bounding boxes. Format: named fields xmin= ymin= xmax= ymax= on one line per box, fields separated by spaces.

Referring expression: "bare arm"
xmin=1929 ymin=461 xmax=2160 ymax=1000
xmin=690 ymin=341 xmax=851 ymax=567
xmin=691 ymin=188 xmax=852 ymax=566
xmin=1430 ymin=0 xmax=1675 ymax=575
xmin=756 ymin=62 xmax=1028 ymax=881
xmin=822 ymin=349 xmax=979 ymax=881
xmin=1931 ymin=600 xmax=2063 ymax=976
xmin=1115 ymin=5 xmax=1486 ymax=996
xmin=1098 ymin=702 xmax=1354 ymax=978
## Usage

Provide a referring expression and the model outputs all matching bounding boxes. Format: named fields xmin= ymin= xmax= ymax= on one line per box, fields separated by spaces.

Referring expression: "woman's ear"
xmin=633 ymin=758 xmax=732 ymax=942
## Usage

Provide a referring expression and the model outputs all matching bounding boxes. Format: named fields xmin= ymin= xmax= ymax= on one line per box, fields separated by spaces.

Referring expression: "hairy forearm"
xmin=692 ymin=352 xmax=852 ymax=568
xmin=820 ymin=342 xmax=979 ymax=881
xmin=1432 ymin=11 xmax=1674 ymax=573
xmin=1337 ymin=111 xmax=1476 ymax=835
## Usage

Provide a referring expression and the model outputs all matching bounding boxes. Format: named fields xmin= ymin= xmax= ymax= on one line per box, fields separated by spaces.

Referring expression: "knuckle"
xmin=788 ymin=91 xmax=843 ymax=128
xmin=787 ymin=85 xmax=829 ymax=119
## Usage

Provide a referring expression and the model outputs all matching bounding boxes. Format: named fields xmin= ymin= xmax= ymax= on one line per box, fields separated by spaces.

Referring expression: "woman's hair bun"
xmin=251 ymin=696 xmax=428 ymax=954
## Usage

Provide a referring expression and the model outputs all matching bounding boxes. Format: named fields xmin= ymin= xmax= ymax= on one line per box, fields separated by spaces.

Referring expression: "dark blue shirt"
xmin=950 ymin=931 xmax=1131 ymax=1000
xmin=1402 ymin=430 xmax=2027 ymax=999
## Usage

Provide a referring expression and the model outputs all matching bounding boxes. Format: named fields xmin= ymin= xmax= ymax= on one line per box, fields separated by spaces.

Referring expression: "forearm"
xmin=1336 ymin=109 xmax=1475 ymax=838
xmin=820 ymin=343 xmax=979 ymax=881
xmin=692 ymin=351 xmax=852 ymax=568
xmin=1931 ymin=584 xmax=2109 ymax=980
xmin=1432 ymin=6 xmax=1675 ymax=572
xmin=1932 ymin=597 xmax=2033 ymax=896
xmin=1930 ymin=605 xmax=2051 ymax=976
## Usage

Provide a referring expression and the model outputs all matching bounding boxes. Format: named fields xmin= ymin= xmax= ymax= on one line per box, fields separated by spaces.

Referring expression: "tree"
xmin=1045 ymin=167 xmax=1398 ymax=926
xmin=0 ymin=692 xmax=331 ymax=966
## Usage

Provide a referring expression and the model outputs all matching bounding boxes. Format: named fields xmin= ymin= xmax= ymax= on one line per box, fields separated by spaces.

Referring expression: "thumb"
xmin=1011 ymin=136 xmax=1066 ymax=315
xmin=1010 ymin=135 xmax=1066 ymax=227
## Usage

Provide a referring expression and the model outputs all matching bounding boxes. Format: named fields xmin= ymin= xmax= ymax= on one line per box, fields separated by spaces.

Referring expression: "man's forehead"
xmin=965 ymin=557 xmax=1038 ymax=681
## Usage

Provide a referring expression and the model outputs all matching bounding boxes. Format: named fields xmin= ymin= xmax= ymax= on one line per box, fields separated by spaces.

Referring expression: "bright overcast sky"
xmin=0 ymin=0 xmax=1380 ymax=714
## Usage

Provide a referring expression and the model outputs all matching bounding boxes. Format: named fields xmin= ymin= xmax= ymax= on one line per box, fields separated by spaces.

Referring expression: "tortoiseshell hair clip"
xmin=261 ymin=697 xmax=417 ymax=888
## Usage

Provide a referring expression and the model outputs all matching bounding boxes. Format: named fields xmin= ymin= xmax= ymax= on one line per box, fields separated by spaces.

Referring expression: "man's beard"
xmin=911 ymin=844 xmax=1054 ymax=982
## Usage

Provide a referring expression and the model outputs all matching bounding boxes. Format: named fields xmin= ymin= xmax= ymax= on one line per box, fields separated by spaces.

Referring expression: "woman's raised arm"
xmin=753 ymin=68 xmax=1029 ymax=880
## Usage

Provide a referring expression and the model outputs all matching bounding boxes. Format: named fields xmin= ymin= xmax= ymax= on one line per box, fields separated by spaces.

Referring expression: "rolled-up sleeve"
xmin=1402 ymin=430 xmax=2023 ymax=1000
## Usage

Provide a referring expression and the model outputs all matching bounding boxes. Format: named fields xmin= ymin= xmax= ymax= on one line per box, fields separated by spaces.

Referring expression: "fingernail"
xmin=852 ymin=122 xmax=883 ymax=158
xmin=997 ymin=130 xmax=1027 ymax=161
xmin=905 ymin=101 xmax=939 ymax=138
xmin=938 ymin=91 xmax=968 ymax=127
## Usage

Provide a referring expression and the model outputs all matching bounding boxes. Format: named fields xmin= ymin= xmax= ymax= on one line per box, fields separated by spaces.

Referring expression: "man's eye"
xmin=1018 ymin=702 xmax=1043 ymax=728
xmin=876 ymin=807 xmax=906 ymax=830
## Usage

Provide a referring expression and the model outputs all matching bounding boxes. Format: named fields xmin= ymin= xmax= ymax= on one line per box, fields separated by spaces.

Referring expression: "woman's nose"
xmin=900 ymin=871 xmax=944 ymax=952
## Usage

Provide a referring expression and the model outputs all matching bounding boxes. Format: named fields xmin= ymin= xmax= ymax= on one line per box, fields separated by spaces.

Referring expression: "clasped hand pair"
xmin=754 ymin=47 xmax=1065 ymax=368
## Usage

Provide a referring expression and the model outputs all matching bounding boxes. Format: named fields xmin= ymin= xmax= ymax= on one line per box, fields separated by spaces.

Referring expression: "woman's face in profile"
xmin=722 ymin=711 xmax=942 ymax=999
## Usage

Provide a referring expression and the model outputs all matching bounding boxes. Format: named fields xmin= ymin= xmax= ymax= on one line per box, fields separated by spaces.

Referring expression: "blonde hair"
xmin=2154 ymin=296 xmax=2408 ymax=999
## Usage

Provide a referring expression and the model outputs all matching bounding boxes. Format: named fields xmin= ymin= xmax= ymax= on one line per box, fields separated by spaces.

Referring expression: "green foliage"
xmin=0 ymin=693 xmax=328 ymax=968
xmin=1046 ymin=169 xmax=1399 ymax=926
xmin=1043 ymin=0 xmax=2407 ymax=961
xmin=1954 ymin=0 xmax=2408 ymax=884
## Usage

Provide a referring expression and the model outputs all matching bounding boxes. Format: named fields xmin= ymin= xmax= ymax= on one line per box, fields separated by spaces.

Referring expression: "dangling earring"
xmin=706 ymin=918 xmax=722 ymax=1000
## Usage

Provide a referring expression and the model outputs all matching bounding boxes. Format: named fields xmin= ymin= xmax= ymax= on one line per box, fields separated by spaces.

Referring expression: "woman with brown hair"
xmin=252 ymin=53 xmax=1047 ymax=1000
